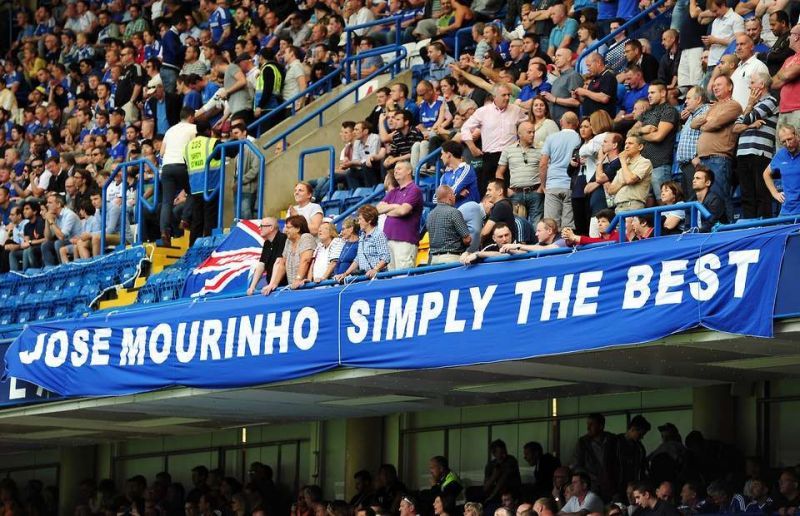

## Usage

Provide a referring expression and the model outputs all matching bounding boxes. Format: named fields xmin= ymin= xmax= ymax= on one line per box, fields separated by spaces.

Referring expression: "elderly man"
xmin=575 ymin=52 xmax=617 ymax=118
xmin=377 ymin=161 xmax=423 ymax=271
xmin=246 ymin=216 xmax=287 ymax=295
xmin=691 ymin=75 xmax=742 ymax=220
xmin=731 ymin=34 xmax=769 ymax=109
xmin=540 ymin=112 xmax=581 ymax=229
xmin=497 ymin=121 xmax=543 ymax=227
xmin=764 ymin=124 xmax=800 ymax=216
xmin=426 ymin=185 xmax=472 ymax=264
xmin=733 ymin=72 xmax=778 ymax=218
xmin=461 ymin=83 xmax=529 ymax=194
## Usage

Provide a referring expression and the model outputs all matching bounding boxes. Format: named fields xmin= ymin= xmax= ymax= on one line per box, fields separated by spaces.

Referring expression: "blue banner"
xmin=0 ymin=343 xmax=59 ymax=407
xmin=3 ymin=225 xmax=796 ymax=397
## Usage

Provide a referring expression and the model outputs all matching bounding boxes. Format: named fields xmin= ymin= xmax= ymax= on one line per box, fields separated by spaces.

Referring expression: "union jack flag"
xmin=182 ymin=219 xmax=265 ymax=298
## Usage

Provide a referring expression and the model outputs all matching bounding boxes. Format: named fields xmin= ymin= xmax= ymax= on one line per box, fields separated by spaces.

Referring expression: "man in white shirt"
xmin=558 ymin=472 xmax=605 ymax=516
xmin=159 ymin=107 xmax=197 ymax=246
xmin=703 ymin=0 xmax=745 ymax=68
xmin=731 ymin=34 xmax=769 ymax=109
xmin=347 ymin=0 xmax=376 ymax=36
xmin=350 ymin=120 xmax=383 ymax=187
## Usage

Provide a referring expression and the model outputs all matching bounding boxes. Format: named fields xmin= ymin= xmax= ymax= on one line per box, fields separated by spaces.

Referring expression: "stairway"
xmin=97 ymin=232 xmax=191 ymax=310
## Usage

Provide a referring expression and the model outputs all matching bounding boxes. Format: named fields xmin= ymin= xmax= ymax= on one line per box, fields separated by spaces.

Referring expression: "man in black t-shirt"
xmin=115 ymin=43 xmax=147 ymax=124
xmin=480 ymin=178 xmax=518 ymax=247
xmin=246 ymin=216 xmax=288 ymax=295
xmin=636 ymin=80 xmax=680 ymax=196
xmin=576 ymin=53 xmax=617 ymax=118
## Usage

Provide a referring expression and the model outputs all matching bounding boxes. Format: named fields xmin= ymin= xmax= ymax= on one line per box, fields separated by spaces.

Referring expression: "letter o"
xmin=149 ymin=323 xmax=173 ymax=364
xmin=293 ymin=307 xmax=318 ymax=351
xmin=44 ymin=331 xmax=69 ymax=368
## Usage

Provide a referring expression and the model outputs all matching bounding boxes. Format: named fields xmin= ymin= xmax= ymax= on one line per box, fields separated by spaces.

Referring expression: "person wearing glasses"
xmin=247 ymin=216 xmax=287 ymax=296
xmin=497 ymin=121 xmax=543 ymax=227
xmin=115 ymin=43 xmax=146 ymax=124
xmin=19 ymin=159 xmax=50 ymax=199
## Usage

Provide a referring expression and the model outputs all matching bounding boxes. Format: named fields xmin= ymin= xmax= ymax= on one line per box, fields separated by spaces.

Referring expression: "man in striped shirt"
xmin=732 ymin=72 xmax=778 ymax=218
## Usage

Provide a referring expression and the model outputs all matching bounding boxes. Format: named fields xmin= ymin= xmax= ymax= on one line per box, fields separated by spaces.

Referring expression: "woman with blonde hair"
xmin=573 ymin=110 xmax=613 ymax=235
xmin=308 ymin=221 xmax=344 ymax=283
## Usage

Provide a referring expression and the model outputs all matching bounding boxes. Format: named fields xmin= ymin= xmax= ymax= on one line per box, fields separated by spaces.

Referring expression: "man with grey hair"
xmin=426 ymin=185 xmax=472 ymax=264
xmin=378 ymin=161 xmax=423 ymax=270
xmin=733 ymin=71 xmax=778 ymax=218
xmin=676 ymin=86 xmax=710 ymax=199
xmin=731 ymin=34 xmax=769 ymax=109
xmin=764 ymin=124 xmax=800 ymax=216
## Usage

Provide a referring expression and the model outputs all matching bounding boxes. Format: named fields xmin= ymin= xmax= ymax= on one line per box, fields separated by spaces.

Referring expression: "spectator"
xmin=308 ymin=221 xmax=344 ymax=283
xmin=458 ymin=197 xmax=486 ymax=253
xmin=159 ymin=16 xmax=187 ymax=94
xmin=576 ymin=53 xmax=617 ymax=118
xmin=558 ymin=472 xmax=604 ymax=516
xmin=606 ymin=135 xmax=653 ymax=212
xmin=658 ymin=30 xmax=681 ymax=91
xmin=483 ymin=439 xmax=522 ymax=503
xmin=439 ymin=140 xmax=480 ymax=208
xmin=694 ymin=166 xmax=729 ymax=232
xmin=772 ymin=24 xmax=800 ymax=134
xmin=460 ymin=83 xmax=529 ymax=193
xmin=282 ymin=46 xmax=308 ymax=110
xmin=678 ymin=483 xmax=708 ymax=514
xmin=541 ymin=111 xmax=581 ymax=230
xmin=732 ymin=72 xmax=778 ymax=219
xmin=425 ymin=41 xmax=456 ymax=84
xmin=350 ymin=470 xmax=373 ymax=509
xmin=618 ymin=39 xmax=659 ymax=83
xmin=426 ymin=185 xmax=472 ymax=264
xmin=263 ymin=214 xmax=316 ymax=293
xmin=522 ymin=442 xmax=561 ymax=499
xmin=745 ymin=478 xmax=774 ymax=513
xmin=731 ymin=35 xmax=770 ymax=110
xmin=516 ymin=61 xmax=551 ymax=111
xmin=633 ymin=481 xmax=680 ymax=516
xmin=573 ymin=112 xmax=612 ymax=235
xmin=2 ymin=205 xmax=26 ymax=273
xmin=562 ymin=208 xmax=620 ymax=244
xmin=382 ymin=110 xmax=424 ymax=174
xmin=576 ymin=24 xmax=607 ymax=76
xmin=659 ymin=182 xmax=687 ymax=235
xmin=774 ymin=469 xmax=800 ymax=513
xmin=498 ymin=121 xmax=544 ymax=227
xmin=347 ymin=0 xmax=376 ymax=35
xmin=219 ymin=54 xmax=254 ymax=124
xmin=377 ymin=161 xmax=423 ymax=270
xmin=547 ymin=4 xmax=578 ymax=57
xmin=480 ymin=178 xmax=518 ymax=245
xmin=534 ymin=498 xmax=558 ymax=516
xmin=760 ymin=12 xmax=792 ymax=76
xmin=502 ymin=217 xmax=567 ymax=252
xmin=636 ymin=80 xmax=680 ymax=196
xmin=764 ymin=125 xmax=800 ymax=216
xmin=675 ymin=86 xmax=709 ymax=199
xmin=691 ymin=75 xmax=742 ymax=220
xmin=349 ymin=120 xmax=383 ymax=189
xmin=145 ymin=79 xmax=182 ymax=138
xmin=614 ymin=65 xmax=649 ymax=132
xmin=703 ymin=0 xmax=745 ymax=71
xmin=287 ymin=182 xmax=323 ymax=237
xmin=628 ymin=214 xmax=655 ymax=241
xmin=335 ymin=204 xmax=391 ymax=280
xmin=333 ymin=218 xmax=360 ymax=281
xmin=353 ymin=37 xmax=384 ymax=80
xmin=159 ymin=107 xmax=196 ymax=246
xmin=41 ymin=192 xmax=81 ymax=265
xmin=542 ymin=49 xmax=583 ymax=123
xmin=388 ymin=83 xmax=419 ymax=123
xmin=11 ymin=200 xmax=45 ymax=271
xmin=230 ymin=123 xmax=260 ymax=220
xmin=706 ymin=481 xmax=747 ymax=514
xmin=411 ymin=80 xmax=447 ymax=170
xmin=247 ymin=217 xmax=288 ymax=295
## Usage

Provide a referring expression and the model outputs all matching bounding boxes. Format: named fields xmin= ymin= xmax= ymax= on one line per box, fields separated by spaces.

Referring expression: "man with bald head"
xmin=575 ymin=52 xmax=617 ymax=118
xmin=497 ymin=121 xmax=543 ymax=226
xmin=542 ymin=48 xmax=583 ymax=121
xmin=426 ymin=185 xmax=471 ymax=264
xmin=540 ymin=112 xmax=581 ymax=230
xmin=731 ymin=34 xmax=769 ymax=109
xmin=247 ymin=216 xmax=287 ymax=295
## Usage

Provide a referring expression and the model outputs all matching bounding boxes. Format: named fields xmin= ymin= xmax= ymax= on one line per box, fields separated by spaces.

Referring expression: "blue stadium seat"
xmin=343 ymin=187 xmax=375 ymax=210
xmin=34 ymin=306 xmax=51 ymax=321
xmin=321 ymin=190 xmax=350 ymax=212
xmin=15 ymin=311 xmax=31 ymax=324
xmin=52 ymin=304 xmax=68 ymax=319
xmin=0 ymin=311 xmax=14 ymax=325
xmin=138 ymin=290 xmax=156 ymax=304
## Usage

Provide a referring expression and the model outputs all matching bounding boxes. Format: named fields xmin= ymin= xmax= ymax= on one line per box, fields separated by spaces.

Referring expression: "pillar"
xmin=344 ymin=417 xmax=384 ymax=501
xmin=692 ymin=385 xmax=736 ymax=443
xmin=58 ymin=445 xmax=96 ymax=515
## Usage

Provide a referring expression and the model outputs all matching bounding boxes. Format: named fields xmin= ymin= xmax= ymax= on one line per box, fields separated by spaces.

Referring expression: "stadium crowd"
xmin=1 ymin=415 xmax=798 ymax=516
xmin=0 ymin=0 xmax=798 ymax=278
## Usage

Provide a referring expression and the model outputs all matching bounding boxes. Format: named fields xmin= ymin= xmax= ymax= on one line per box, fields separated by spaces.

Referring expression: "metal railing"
xmin=343 ymin=12 xmax=419 ymax=80
xmin=414 ymin=147 xmax=443 ymax=186
xmin=332 ymin=189 xmax=386 ymax=225
xmin=714 ymin=215 xmax=800 ymax=232
xmin=607 ymin=202 xmax=712 ymax=242
xmin=298 ymin=145 xmax=337 ymax=202
xmin=202 ymin=139 xmax=266 ymax=229
xmin=261 ymin=46 xmax=408 ymax=153
xmin=100 ymin=158 xmax=159 ymax=253
xmin=575 ymin=0 xmax=669 ymax=73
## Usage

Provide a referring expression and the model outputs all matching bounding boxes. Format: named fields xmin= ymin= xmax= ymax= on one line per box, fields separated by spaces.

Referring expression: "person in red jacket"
xmin=561 ymin=208 xmax=619 ymax=244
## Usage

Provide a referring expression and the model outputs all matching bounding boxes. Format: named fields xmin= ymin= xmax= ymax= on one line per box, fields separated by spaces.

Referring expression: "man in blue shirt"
xmin=765 ymin=124 xmax=800 ymax=215
xmin=439 ymin=140 xmax=480 ymax=207
xmin=206 ymin=0 xmax=235 ymax=52
xmin=41 ymin=192 xmax=82 ymax=265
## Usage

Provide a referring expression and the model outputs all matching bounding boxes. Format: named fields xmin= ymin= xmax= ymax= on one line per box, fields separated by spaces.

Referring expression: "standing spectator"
xmin=439 ymin=140 xmax=480 ymax=208
xmin=207 ymin=0 xmax=235 ymax=53
xmin=263 ymin=214 xmax=316 ymax=293
xmin=576 ymin=53 xmax=617 ymax=118
xmin=160 ymin=16 xmax=186 ymax=94
xmin=145 ymin=80 xmax=182 ymax=137
xmin=282 ymin=46 xmax=308 ymax=111
xmin=690 ymin=75 xmax=742 ymax=220
xmin=480 ymin=178 xmax=518 ymax=244
xmin=658 ymin=30 xmax=681 ymax=91
xmin=541 ymin=49 xmax=583 ymax=121
xmin=246 ymin=217 xmax=287 ymax=295
xmin=460 ymin=83 xmax=528 ymax=193
xmin=425 ymin=42 xmax=456 ymax=84
xmin=540 ymin=112 xmax=581 ymax=230
xmin=760 ymin=12 xmax=792 ymax=76
xmin=637 ymin=80 xmax=680 ymax=196
xmin=497 ymin=121 xmax=544 ymax=226
xmin=617 ymin=416 xmax=652 ymax=495
xmin=547 ymin=5 xmax=578 ymax=57
xmin=347 ymin=0 xmax=376 ymax=35
xmin=116 ymin=44 xmax=146 ymax=124
xmin=703 ymin=0 xmax=745 ymax=70
xmin=694 ymin=166 xmax=729 ymax=231
xmin=484 ymin=440 xmax=522 ymax=504
xmin=772 ymin=24 xmax=800 ymax=133
xmin=573 ymin=413 xmax=618 ymax=501
xmin=335 ymin=204 xmax=391 ymax=280
xmin=676 ymin=86 xmax=709 ymax=199
xmin=522 ymin=442 xmax=561 ymax=499
xmin=231 ymin=123 xmax=261 ymax=220
xmin=216 ymin=55 xmax=253 ymax=124
xmin=159 ymin=107 xmax=196 ymax=246
xmin=731 ymin=35 xmax=770 ymax=110
xmin=607 ymin=135 xmax=653 ymax=212
xmin=764 ymin=125 xmax=800 ymax=216
xmin=426 ymin=185 xmax=472 ymax=264
xmin=350 ymin=120 xmax=383 ymax=188
xmin=377 ymin=161 xmax=423 ymax=270
xmin=619 ymin=39 xmax=659 ymax=83
xmin=41 ymin=192 xmax=81 ymax=265
xmin=733 ymin=72 xmax=778 ymax=218
xmin=288 ymin=182 xmax=323 ymax=237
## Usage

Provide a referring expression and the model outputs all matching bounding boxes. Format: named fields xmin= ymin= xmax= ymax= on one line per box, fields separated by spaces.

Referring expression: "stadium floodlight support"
xmin=607 ymin=201 xmax=712 ymax=242
xmin=260 ymin=46 xmax=408 ymax=153
xmin=202 ymin=139 xmax=266 ymax=230
xmin=100 ymin=158 xmax=160 ymax=253
xmin=575 ymin=0 xmax=668 ymax=73
xmin=297 ymin=146 xmax=337 ymax=201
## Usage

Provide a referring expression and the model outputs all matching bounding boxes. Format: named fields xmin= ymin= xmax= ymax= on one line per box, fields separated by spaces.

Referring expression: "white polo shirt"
xmin=709 ymin=9 xmax=745 ymax=66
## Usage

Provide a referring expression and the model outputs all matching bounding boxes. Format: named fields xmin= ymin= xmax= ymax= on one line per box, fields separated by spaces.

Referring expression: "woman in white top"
xmin=309 ymin=222 xmax=345 ymax=282
xmin=574 ymin=110 xmax=613 ymax=235
xmin=529 ymin=96 xmax=559 ymax=173
xmin=288 ymin=181 xmax=324 ymax=236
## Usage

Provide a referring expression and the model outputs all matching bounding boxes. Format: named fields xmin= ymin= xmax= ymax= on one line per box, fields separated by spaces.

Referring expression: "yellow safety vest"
xmin=184 ymin=136 xmax=221 ymax=195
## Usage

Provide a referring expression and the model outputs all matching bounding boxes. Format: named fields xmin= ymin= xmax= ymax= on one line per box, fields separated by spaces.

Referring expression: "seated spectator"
xmin=1 ymin=205 xmax=26 ymax=273
xmin=659 ymin=181 xmax=686 ymax=235
xmin=308 ymin=221 xmax=344 ymax=283
xmin=287 ymin=182 xmax=323 ymax=237
xmin=263 ymin=214 xmax=316 ymax=293
xmin=632 ymin=481 xmax=680 ymax=516
xmin=349 ymin=120 xmax=383 ymax=189
xmin=11 ymin=200 xmax=45 ymax=271
xmin=377 ymin=161 xmax=423 ymax=271
xmin=410 ymin=80 xmax=448 ymax=170
xmin=41 ymin=192 xmax=80 ymax=265
xmin=516 ymin=62 xmax=551 ymax=111
xmin=562 ymin=208 xmax=619 ymax=244
xmin=558 ymin=472 xmax=604 ymax=516
xmin=745 ymin=478 xmax=774 ymax=513
xmin=426 ymin=185 xmax=472 ymax=264
xmin=61 ymin=199 xmax=100 ymax=262
xmin=606 ymin=135 xmax=653 ymax=213
xmin=460 ymin=221 xmax=515 ymax=264
xmin=693 ymin=166 xmax=729 ymax=232
xmin=439 ymin=140 xmax=479 ymax=208
xmin=333 ymin=218 xmax=359 ymax=280
xmin=503 ymin=218 xmax=567 ymax=253
xmin=765 ymin=124 xmax=800 ymax=216
xmin=628 ymin=214 xmax=655 ymax=241
xmin=480 ymin=178 xmax=518 ymax=246
xmin=533 ymin=498 xmax=558 ymax=516
xmin=335 ymin=204 xmax=391 ymax=281
xmin=774 ymin=469 xmax=800 ymax=514
xmin=387 ymin=83 xmax=419 ymax=123
xmin=706 ymin=481 xmax=746 ymax=514
xmin=246 ymin=217 xmax=287 ymax=296
xmin=425 ymin=41 xmax=456 ymax=85
xmin=352 ymin=37 xmax=384 ymax=80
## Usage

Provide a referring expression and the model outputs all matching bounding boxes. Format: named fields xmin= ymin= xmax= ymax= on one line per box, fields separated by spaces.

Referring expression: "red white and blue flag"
xmin=182 ymin=219 xmax=264 ymax=298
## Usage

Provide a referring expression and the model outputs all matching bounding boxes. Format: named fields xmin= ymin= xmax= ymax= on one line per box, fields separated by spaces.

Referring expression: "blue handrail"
xmin=575 ymin=0 xmax=668 ymax=73
xmin=414 ymin=147 xmax=443 ymax=186
xmin=262 ymin=47 xmax=408 ymax=152
xmin=454 ymin=25 xmax=473 ymax=60
xmin=202 ymin=139 xmax=266 ymax=230
xmin=713 ymin=215 xmax=800 ymax=232
xmin=332 ymin=189 xmax=386 ymax=226
xmin=343 ymin=12 xmax=419 ymax=80
xmin=248 ymin=46 xmax=405 ymax=138
xmin=100 ymin=158 xmax=159 ymax=253
xmin=607 ymin=201 xmax=711 ymax=242
xmin=298 ymin=146 xmax=337 ymax=201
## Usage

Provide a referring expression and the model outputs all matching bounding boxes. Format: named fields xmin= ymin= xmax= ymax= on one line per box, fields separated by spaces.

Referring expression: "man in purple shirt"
xmin=377 ymin=161 xmax=423 ymax=270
